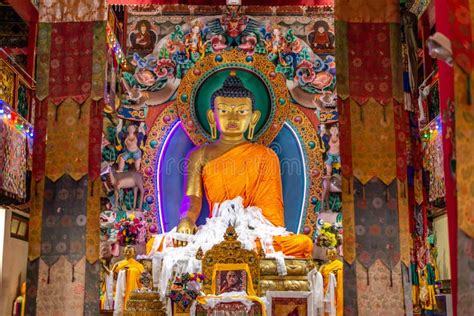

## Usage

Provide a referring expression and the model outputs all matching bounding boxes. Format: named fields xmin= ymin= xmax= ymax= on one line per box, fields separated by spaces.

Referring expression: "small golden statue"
xmin=112 ymin=246 xmax=145 ymax=308
xmin=319 ymin=247 xmax=343 ymax=316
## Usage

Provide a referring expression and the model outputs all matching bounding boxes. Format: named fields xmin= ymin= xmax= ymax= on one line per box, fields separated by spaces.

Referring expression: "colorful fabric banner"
xmin=347 ymin=23 xmax=393 ymax=106
xmin=454 ymin=66 xmax=474 ymax=238
xmin=32 ymin=99 xmax=48 ymax=182
xmin=36 ymin=257 xmax=86 ymax=314
xmin=343 ymin=261 xmax=358 ymax=315
xmin=398 ymin=180 xmax=410 ymax=267
xmin=393 ymin=100 xmax=407 ymax=182
xmin=0 ymin=120 xmax=27 ymax=199
xmin=452 ymin=0 xmax=474 ymax=239
xmin=84 ymin=262 xmax=100 ymax=314
xmin=48 ymin=23 xmax=94 ymax=106
xmin=91 ymin=22 xmax=107 ymax=101
xmin=355 ymin=260 xmax=404 ymax=315
xmin=338 ymin=98 xmax=353 ymax=179
xmin=36 ymin=24 xmax=51 ymax=101
xmin=335 ymin=21 xmax=350 ymax=99
xmin=86 ymin=178 xmax=101 ymax=264
xmin=39 ymin=0 xmax=107 ymax=23
xmin=350 ymin=99 xmax=396 ymax=185
xmin=25 ymin=259 xmax=40 ymax=315
xmin=390 ymin=24 xmax=404 ymax=104
xmin=41 ymin=175 xmax=88 ymax=267
xmin=342 ymin=177 xmax=356 ymax=264
xmin=422 ymin=123 xmax=446 ymax=202
xmin=31 ymin=2 xmax=107 ymax=313
xmin=44 ymin=99 xmax=90 ymax=182
xmin=29 ymin=179 xmax=45 ymax=261
xmin=447 ymin=0 xmax=473 ymax=73
xmin=88 ymin=100 xmax=104 ymax=182
xmin=335 ymin=0 xmax=400 ymax=23
xmin=457 ymin=230 xmax=474 ymax=315
xmin=353 ymin=179 xmax=400 ymax=270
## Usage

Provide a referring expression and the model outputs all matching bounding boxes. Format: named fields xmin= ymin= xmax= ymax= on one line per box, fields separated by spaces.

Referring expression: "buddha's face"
xmin=212 ymin=96 xmax=256 ymax=137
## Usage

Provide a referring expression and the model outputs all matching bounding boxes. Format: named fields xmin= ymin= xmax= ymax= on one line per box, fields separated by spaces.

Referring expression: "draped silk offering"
xmin=202 ymin=143 xmax=312 ymax=258
xmin=320 ymin=259 xmax=343 ymax=316
xmin=112 ymin=258 xmax=145 ymax=308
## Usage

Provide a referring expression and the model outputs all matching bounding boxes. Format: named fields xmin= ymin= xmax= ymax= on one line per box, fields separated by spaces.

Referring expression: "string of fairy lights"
xmin=421 ymin=115 xmax=442 ymax=141
xmin=0 ymin=99 xmax=34 ymax=138
xmin=106 ymin=24 xmax=126 ymax=66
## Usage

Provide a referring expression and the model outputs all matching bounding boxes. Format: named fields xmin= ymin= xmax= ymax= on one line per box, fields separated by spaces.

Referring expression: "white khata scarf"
xmin=151 ymin=196 xmax=294 ymax=298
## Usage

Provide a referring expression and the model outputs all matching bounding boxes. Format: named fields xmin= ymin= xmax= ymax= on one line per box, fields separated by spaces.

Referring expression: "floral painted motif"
xmin=36 ymin=257 xmax=86 ymax=315
xmin=356 ymin=260 xmax=404 ymax=315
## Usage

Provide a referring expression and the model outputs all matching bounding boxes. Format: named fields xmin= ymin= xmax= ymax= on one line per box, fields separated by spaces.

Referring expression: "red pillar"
xmin=435 ymin=0 xmax=457 ymax=315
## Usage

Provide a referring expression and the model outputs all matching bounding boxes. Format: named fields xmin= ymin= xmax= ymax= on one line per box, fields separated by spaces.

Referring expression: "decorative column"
xmin=446 ymin=0 xmax=474 ymax=314
xmin=335 ymin=1 xmax=411 ymax=314
xmin=26 ymin=1 xmax=106 ymax=315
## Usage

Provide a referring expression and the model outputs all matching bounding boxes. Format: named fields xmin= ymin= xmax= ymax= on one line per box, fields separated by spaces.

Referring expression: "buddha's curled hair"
xmin=210 ymin=70 xmax=256 ymax=110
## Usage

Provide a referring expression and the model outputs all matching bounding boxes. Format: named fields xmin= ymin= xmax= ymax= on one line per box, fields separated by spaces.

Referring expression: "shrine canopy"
xmin=107 ymin=0 xmax=333 ymax=5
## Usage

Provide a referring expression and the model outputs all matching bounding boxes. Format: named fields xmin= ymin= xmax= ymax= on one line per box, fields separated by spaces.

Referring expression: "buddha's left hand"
xmin=175 ymin=217 xmax=197 ymax=247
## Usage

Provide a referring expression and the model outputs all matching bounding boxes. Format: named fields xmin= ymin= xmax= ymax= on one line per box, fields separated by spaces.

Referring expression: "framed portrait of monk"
xmin=216 ymin=269 xmax=247 ymax=294
xmin=266 ymin=291 xmax=313 ymax=316
xmin=211 ymin=263 xmax=256 ymax=296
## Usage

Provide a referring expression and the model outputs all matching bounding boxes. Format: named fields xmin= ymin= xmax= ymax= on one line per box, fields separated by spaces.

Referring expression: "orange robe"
xmin=202 ymin=143 xmax=313 ymax=258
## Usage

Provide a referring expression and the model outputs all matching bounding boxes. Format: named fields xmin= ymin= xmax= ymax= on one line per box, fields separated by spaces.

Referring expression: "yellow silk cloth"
xmin=112 ymin=258 xmax=145 ymax=308
xmin=202 ymin=143 xmax=313 ymax=258
xmin=320 ymin=259 xmax=343 ymax=316
xmin=146 ymin=237 xmax=158 ymax=255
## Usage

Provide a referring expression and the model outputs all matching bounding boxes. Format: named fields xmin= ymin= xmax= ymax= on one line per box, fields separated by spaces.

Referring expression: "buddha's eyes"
xmin=217 ymin=108 xmax=249 ymax=115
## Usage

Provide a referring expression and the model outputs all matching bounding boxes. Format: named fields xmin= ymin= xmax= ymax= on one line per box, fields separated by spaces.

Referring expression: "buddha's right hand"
xmin=175 ymin=217 xmax=197 ymax=247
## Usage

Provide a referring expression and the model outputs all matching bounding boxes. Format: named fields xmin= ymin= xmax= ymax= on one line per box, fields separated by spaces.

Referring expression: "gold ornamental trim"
xmin=176 ymin=49 xmax=290 ymax=146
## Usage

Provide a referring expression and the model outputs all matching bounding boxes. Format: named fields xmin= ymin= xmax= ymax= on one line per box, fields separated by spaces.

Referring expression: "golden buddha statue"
xmin=319 ymin=247 xmax=343 ymax=316
xmin=173 ymin=71 xmax=313 ymax=258
xmin=112 ymin=245 xmax=145 ymax=308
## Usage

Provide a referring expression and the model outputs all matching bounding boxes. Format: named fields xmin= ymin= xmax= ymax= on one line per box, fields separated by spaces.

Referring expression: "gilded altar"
xmin=199 ymin=226 xmax=317 ymax=296
xmin=125 ymin=226 xmax=317 ymax=315
xmin=260 ymin=258 xmax=316 ymax=294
